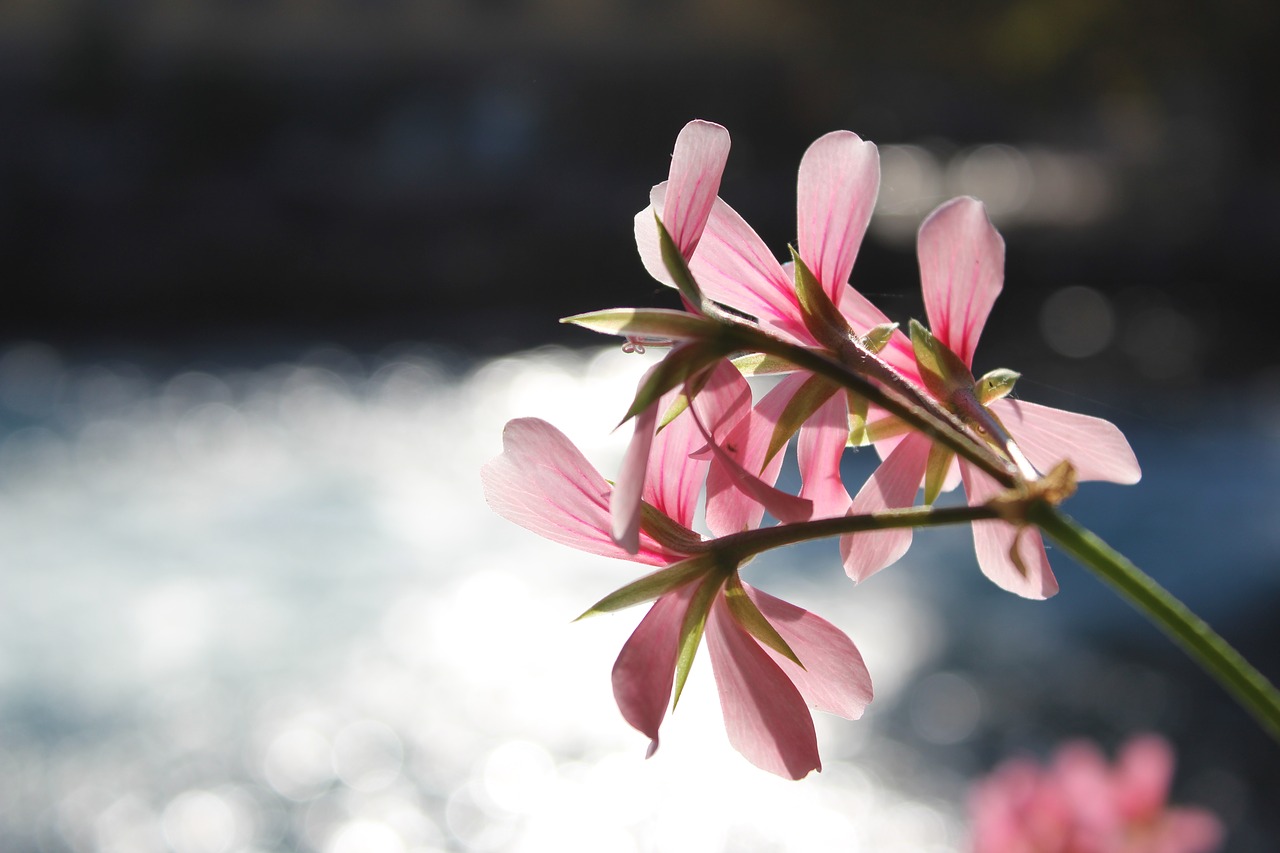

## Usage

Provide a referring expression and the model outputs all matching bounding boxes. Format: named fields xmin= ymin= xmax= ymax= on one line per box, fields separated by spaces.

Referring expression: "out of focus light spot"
xmin=133 ymin=582 xmax=214 ymax=672
xmin=445 ymin=783 xmax=518 ymax=851
xmin=326 ymin=819 xmax=406 ymax=853
xmin=332 ymin=720 xmax=404 ymax=792
xmin=264 ymin=727 xmax=335 ymax=801
xmin=161 ymin=790 xmax=239 ymax=853
xmin=1040 ymin=286 xmax=1116 ymax=358
xmin=908 ymin=672 xmax=982 ymax=745
xmin=950 ymin=145 xmax=1033 ymax=218
xmin=481 ymin=740 xmax=556 ymax=815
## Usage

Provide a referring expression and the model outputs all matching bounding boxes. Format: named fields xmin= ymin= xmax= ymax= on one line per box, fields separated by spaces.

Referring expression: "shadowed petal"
xmin=990 ymin=398 xmax=1141 ymax=484
xmin=841 ymin=432 xmax=932 ymax=582
xmin=482 ymin=418 xmax=674 ymax=565
xmin=797 ymin=131 xmax=880 ymax=303
xmin=611 ymin=585 xmax=697 ymax=756
xmin=918 ymin=197 xmax=1005 ymax=366
xmin=797 ymin=391 xmax=853 ymax=519
xmin=960 ymin=460 xmax=1060 ymax=599
xmin=741 ymin=584 xmax=873 ymax=719
xmin=705 ymin=597 xmax=821 ymax=780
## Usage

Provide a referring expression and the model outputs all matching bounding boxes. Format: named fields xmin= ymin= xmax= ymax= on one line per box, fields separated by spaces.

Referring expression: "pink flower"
xmin=481 ymin=405 xmax=872 ymax=779
xmin=611 ymin=119 xmax=732 ymax=555
xmin=847 ymin=197 xmax=1141 ymax=598
xmin=969 ymin=734 xmax=1223 ymax=853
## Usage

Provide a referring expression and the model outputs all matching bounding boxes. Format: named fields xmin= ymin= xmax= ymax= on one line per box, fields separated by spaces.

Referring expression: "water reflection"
xmin=0 ymin=342 xmax=1272 ymax=851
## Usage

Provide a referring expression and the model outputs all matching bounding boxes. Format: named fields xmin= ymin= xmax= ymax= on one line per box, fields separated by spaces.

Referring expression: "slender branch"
xmin=1030 ymin=502 xmax=1280 ymax=743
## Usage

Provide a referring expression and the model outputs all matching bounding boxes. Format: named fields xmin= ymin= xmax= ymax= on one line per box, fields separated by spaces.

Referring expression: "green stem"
xmin=1030 ymin=502 xmax=1280 ymax=743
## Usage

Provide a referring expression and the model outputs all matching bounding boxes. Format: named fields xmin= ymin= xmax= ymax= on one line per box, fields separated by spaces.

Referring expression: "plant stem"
xmin=1030 ymin=502 xmax=1280 ymax=743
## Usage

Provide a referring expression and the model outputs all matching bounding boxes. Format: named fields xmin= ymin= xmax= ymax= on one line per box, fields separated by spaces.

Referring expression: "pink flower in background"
xmin=481 ymin=406 xmax=872 ymax=779
xmin=969 ymin=734 xmax=1223 ymax=853
xmin=845 ymin=197 xmax=1142 ymax=598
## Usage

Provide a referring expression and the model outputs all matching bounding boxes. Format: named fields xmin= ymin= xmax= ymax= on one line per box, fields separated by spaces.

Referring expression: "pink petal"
xmin=841 ymin=432 xmax=932 ymax=582
xmin=797 ymin=391 xmax=853 ymax=520
xmin=481 ymin=418 xmax=674 ymax=565
xmin=960 ymin=460 xmax=1060 ymax=599
xmin=703 ymin=373 xmax=814 ymax=536
xmin=663 ymin=120 xmax=731 ymax=258
xmin=741 ymin=583 xmax=873 ymax=719
xmin=611 ymin=395 xmax=659 ymax=554
xmin=836 ymin=286 xmax=921 ymax=381
xmin=989 ymin=398 xmax=1141 ymax=485
xmin=1114 ymin=734 xmax=1174 ymax=821
xmin=705 ymin=596 xmax=821 ymax=779
xmin=642 ymin=359 xmax=749 ymax=529
xmin=611 ymin=585 xmax=696 ymax=755
xmin=796 ymin=131 xmax=880 ymax=303
xmin=918 ymin=197 xmax=1005 ymax=366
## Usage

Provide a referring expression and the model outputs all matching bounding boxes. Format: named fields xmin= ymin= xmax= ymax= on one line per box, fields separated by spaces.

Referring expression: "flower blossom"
xmin=847 ymin=197 xmax=1141 ymax=598
xmin=481 ymin=391 xmax=872 ymax=779
xmin=968 ymin=734 xmax=1223 ymax=853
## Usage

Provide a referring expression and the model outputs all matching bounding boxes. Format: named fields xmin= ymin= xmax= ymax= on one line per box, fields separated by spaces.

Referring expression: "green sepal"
xmin=909 ymin=319 xmax=976 ymax=402
xmin=672 ymin=572 xmax=727 ymax=709
xmin=574 ymin=555 xmax=713 ymax=620
xmin=846 ymin=391 xmax=870 ymax=446
xmin=621 ymin=340 xmax=732 ymax=424
xmin=656 ymin=393 xmax=690 ymax=431
xmin=791 ymin=248 xmax=854 ymax=348
xmin=923 ymin=441 xmax=955 ymax=506
xmin=731 ymin=352 xmax=795 ymax=377
xmin=656 ymin=213 xmax=704 ymax=309
xmin=722 ymin=573 xmax=803 ymax=667
xmin=863 ymin=415 xmax=912 ymax=444
xmin=764 ymin=374 xmax=839 ymax=466
xmin=561 ymin=307 xmax=720 ymax=341
xmin=975 ymin=368 xmax=1020 ymax=405
xmin=640 ymin=503 xmax=706 ymax=555
xmin=861 ymin=322 xmax=900 ymax=355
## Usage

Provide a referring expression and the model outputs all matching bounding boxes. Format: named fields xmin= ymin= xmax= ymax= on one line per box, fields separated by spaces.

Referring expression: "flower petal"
xmin=481 ymin=418 xmax=673 ymax=565
xmin=918 ymin=197 xmax=1005 ymax=367
xmin=705 ymin=597 xmax=821 ymax=779
xmin=741 ymin=583 xmax=873 ymax=719
xmin=797 ymin=391 xmax=853 ymax=519
xmin=989 ymin=398 xmax=1141 ymax=484
xmin=796 ymin=131 xmax=880 ymax=304
xmin=841 ymin=432 xmax=932 ymax=582
xmin=611 ymin=585 xmax=697 ymax=755
xmin=611 ymin=396 xmax=659 ymax=554
xmin=960 ymin=460 xmax=1060 ymax=599
xmin=663 ymin=120 xmax=731 ymax=258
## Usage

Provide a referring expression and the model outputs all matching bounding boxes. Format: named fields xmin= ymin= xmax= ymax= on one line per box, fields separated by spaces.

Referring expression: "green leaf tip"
xmin=976 ymin=368 xmax=1021 ymax=404
xmin=655 ymin=214 xmax=704 ymax=309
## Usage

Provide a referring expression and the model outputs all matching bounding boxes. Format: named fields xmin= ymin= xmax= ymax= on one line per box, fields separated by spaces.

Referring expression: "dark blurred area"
xmin=1 ymin=0 xmax=1276 ymax=378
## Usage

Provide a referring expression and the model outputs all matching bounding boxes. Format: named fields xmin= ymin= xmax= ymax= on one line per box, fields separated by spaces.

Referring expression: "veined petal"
xmin=840 ymin=431 xmax=932 ymax=582
xmin=663 ymin=120 xmax=731 ymax=258
xmin=960 ymin=460 xmax=1060 ymax=600
xmin=705 ymin=597 xmax=821 ymax=780
xmin=612 ymin=399 xmax=659 ymax=554
xmin=481 ymin=418 xmax=673 ymax=565
xmin=741 ymin=583 xmax=873 ymax=720
xmin=612 ymin=584 xmax=698 ymax=755
xmin=796 ymin=131 xmax=880 ymax=304
xmin=918 ymin=197 xmax=1005 ymax=367
xmin=797 ymin=391 xmax=853 ymax=520
xmin=989 ymin=398 xmax=1141 ymax=485
xmin=644 ymin=360 xmax=749 ymax=529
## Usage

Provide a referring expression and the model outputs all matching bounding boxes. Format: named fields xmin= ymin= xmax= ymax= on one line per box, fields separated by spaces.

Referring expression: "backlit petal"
xmin=841 ymin=432 xmax=932 ymax=582
xmin=796 ymin=131 xmax=880 ymax=303
xmin=989 ymin=398 xmax=1141 ymax=484
xmin=918 ymin=197 xmax=1005 ymax=366
xmin=960 ymin=460 xmax=1060 ymax=599
xmin=611 ymin=585 xmax=697 ymax=755
xmin=797 ymin=391 xmax=853 ymax=519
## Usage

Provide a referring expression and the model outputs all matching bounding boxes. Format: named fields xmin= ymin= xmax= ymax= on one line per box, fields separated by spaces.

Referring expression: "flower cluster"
xmin=482 ymin=120 xmax=1141 ymax=778
xmin=968 ymin=735 xmax=1223 ymax=853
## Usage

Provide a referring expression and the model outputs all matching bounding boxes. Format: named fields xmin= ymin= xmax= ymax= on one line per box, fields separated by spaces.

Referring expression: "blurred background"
xmin=2 ymin=1 xmax=1279 ymax=852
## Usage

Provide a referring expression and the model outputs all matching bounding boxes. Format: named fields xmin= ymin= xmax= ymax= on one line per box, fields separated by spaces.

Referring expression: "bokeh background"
xmin=2 ymin=2 xmax=1279 ymax=852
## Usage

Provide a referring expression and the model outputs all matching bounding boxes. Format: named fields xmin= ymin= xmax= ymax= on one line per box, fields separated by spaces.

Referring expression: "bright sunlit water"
xmin=1 ymin=341 xmax=1277 ymax=852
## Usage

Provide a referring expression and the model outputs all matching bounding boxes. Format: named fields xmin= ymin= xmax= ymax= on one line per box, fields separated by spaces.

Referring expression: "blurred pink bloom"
xmin=969 ymin=734 xmax=1223 ymax=853
xmin=846 ymin=197 xmax=1141 ymax=597
xmin=481 ymin=409 xmax=872 ymax=779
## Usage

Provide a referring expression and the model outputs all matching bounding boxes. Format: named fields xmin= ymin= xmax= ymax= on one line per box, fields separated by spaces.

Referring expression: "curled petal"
xmin=918 ymin=197 xmax=1005 ymax=367
xmin=989 ymin=398 xmax=1141 ymax=485
xmin=612 ymin=398 xmax=659 ymax=554
xmin=796 ymin=131 xmax=880 ymax=303
xmin=741 ymin=584 xmax=873 ymax=719
xmin=482 ymin=418 xmax=674 ymax=565
xmin=705 ymin=597 xmax=821 ymax=780
xmin=841 ymin=432 xmax=932 ymax=582
xmin=960 ymin=460 xmax=1060 ymax=599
